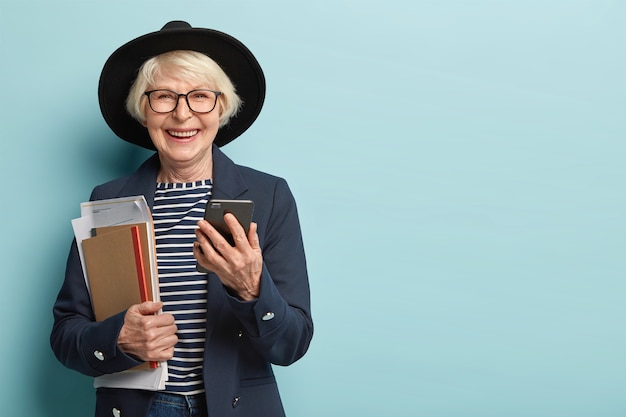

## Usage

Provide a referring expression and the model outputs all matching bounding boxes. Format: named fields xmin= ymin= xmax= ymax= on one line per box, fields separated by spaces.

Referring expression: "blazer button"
xmin=237 ymin=330 xmax=244 ymax=338
xmin=262 ymin=312 xmax=275 ymax=321
xmin=232 ymin=396 xmax=240 ymax=408
xmin=94 ymin=351 xmax=105 ymax=361
xmin=112 ymin=407 xmax=121 ymax=417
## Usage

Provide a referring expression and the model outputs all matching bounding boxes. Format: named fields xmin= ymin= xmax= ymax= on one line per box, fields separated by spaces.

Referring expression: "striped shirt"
xmin=153 ymin=180 xmax=212 ymax=395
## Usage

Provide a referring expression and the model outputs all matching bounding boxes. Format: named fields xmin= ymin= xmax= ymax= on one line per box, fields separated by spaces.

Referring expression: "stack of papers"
xmin=72 ymin=196 xmax=168 ymax=390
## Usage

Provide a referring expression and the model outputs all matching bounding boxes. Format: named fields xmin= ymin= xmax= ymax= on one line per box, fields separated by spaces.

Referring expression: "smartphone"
xmin=197 ymin=199 xmax=254 ymax=273
xmin=203 ymin=199 xmax=255 ymax=245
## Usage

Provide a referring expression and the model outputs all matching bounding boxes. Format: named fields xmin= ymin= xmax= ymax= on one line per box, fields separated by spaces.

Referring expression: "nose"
xmin=172 ymin=95 xmax=193 ymax=121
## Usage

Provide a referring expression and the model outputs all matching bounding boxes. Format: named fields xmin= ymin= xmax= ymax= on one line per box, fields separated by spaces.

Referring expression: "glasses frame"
xmin=144 ymin=89 xmax=223 ymax=114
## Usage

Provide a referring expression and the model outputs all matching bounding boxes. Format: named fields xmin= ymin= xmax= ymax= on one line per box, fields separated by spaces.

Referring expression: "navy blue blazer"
xmin=51 ymin=145 xmax=313 ymax=417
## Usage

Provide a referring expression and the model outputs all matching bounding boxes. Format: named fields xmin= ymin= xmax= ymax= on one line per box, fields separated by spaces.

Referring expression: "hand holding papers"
xmin=72 ymin=196 xmax=168 ymax=390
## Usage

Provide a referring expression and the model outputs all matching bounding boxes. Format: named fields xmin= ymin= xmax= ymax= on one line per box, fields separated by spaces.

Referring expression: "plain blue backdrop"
xmin=1 ymin=1 xmax=624 ymax=416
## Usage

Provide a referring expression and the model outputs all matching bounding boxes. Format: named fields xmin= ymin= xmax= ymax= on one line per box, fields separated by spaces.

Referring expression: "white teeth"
xmin=169 ymin=130 xmax=198 ymax=138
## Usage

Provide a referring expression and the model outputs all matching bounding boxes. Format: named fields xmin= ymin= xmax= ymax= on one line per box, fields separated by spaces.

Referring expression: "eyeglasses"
xmin=144 ymin=89 xmax=222 ymax=114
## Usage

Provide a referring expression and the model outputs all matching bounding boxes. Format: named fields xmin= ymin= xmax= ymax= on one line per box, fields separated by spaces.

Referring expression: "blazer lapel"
xmin=210 ymin=145 xmax=248 ymax=200
xmin=117 ymin=152 xmax=160 ymax=208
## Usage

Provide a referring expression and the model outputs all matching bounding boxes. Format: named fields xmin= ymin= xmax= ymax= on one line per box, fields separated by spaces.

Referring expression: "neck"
xmin=157 ymin=157 xmax=213 ymax=183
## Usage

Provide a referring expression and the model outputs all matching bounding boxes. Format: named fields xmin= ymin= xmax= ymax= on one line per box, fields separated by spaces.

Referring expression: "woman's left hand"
xmin=193 ymin=213 xmax=263 ymax=301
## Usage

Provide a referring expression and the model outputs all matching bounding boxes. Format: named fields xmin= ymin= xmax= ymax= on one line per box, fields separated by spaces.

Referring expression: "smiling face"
xmin=125 ymin=51 xmax=243 ymax=182
xmin=143 ymin=71 xmax=221 ymax=179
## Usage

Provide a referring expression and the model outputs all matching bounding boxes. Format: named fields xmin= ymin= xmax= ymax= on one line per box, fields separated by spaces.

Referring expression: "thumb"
xmin=135 ymin=301 xmax=163 ymax=315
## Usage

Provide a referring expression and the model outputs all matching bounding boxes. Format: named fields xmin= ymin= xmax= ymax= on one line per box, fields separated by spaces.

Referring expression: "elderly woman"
xmin=51 ymin=21 xmax=313 ymax=417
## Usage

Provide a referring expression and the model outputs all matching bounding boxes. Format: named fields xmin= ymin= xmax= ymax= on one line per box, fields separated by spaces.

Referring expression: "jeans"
xmin=148 ymin=392 xmax=208 ymax=417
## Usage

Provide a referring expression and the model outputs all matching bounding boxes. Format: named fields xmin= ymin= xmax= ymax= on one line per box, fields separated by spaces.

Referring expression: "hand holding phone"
xmin=196 ymin=199 xmax=254 ymax=272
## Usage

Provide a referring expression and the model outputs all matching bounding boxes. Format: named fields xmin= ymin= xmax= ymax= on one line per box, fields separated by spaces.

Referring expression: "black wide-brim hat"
xmin=98 ymin=20 xmax=266 ymax=149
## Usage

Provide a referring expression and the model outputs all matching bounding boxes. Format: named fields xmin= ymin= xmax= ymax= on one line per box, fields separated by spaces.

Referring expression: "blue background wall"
xmin=1 ymin=1 xmax=624 ymax=416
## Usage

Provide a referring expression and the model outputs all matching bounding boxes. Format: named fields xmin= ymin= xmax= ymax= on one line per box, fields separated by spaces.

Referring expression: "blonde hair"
xmin=126 ymin=50 xmax=242 ymax=127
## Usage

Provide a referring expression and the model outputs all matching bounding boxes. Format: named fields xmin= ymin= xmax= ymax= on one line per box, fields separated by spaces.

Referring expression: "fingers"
xmin=141 ymin=331 xmax=178 ymax=362
xmin=223 ymin=213 xmax=248 ymax=245
xmin=194 ymin=218 xmax=253 ymax=270
xmin=131 ymin=302 xmax=175 ymax=329
xmin=195 ymin=215 xmax=251 ymax=250
xmin=248 ymin=222 xmax=260 ymax=250
xmin=195 ymin=219 xmax=225 ymax=252
xmin=118 ymin=302 xmax=178 ymax=362
xmin=194 ymin=217 xmax=262 ymax=300
xmin=194 ymin=218 xmax=237 ymax=263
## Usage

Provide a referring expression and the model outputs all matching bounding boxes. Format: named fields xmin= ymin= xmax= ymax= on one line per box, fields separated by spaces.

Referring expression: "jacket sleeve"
xmin=225 ymin=177 xmax=313 ymax=366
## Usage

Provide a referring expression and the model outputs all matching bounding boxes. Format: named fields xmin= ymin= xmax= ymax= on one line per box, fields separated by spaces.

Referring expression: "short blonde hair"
xmin=126 ymin=50 xmax=242 ymax=127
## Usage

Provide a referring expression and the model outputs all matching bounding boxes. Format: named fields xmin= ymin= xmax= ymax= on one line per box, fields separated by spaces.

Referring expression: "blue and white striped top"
xmin=153 ymin=180 xmax=213 ymax=395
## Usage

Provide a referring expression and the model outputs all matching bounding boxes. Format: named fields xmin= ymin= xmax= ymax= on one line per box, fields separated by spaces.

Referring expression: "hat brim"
xmin=98 ymin=22 xmax=265 ymax=149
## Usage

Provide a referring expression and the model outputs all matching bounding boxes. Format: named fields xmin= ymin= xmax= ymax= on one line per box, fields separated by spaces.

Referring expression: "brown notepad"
xmin=81 ymin=223 xmax=153 ymax=320
xmin=81 ymin=222 xmax=157 ymax=370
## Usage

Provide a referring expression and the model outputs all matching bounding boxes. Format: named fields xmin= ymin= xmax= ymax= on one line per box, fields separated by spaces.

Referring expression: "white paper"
xmin=94 ymin=364 xmax=168 ymax=391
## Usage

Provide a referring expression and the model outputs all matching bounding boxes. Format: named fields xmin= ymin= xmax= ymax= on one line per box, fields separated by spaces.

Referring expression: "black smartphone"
xmin=203 ymin=199 xmax=255 ymax=245
xmin=197 ymin=199 xmax=255 ymax=273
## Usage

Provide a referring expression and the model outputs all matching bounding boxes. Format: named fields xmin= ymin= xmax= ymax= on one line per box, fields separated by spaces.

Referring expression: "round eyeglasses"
xmin=144 ymin=89 xmax=222 ymax=114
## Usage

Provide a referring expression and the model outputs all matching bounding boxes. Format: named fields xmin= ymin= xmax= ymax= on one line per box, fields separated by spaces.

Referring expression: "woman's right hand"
xmin=117 ymin=301 xmax=178 ymax=362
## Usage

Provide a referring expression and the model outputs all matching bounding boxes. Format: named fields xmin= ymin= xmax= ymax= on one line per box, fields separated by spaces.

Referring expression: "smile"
xmin=168 ymin=130 xmax=198 ymax=138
